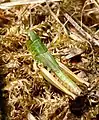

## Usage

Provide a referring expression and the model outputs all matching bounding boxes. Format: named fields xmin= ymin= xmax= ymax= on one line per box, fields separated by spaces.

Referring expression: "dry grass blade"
xmin=0 ymin=0 xmax=61 ymax=9
xmin=40 ymin=67 xmax=77 ymax=99
xmin=64 ymin=13 xmax=99 ymax=46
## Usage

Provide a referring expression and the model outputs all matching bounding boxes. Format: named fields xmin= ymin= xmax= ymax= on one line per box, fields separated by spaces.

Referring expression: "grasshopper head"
xmin=28 ymin=30 xmax=40 ymax=42
xmin=27 ymin=30 xmax=47 ymax=56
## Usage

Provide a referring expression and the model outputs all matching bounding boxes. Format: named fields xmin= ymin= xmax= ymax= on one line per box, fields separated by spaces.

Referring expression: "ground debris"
xmin=0 ymin=0 xmax=99 ymax=120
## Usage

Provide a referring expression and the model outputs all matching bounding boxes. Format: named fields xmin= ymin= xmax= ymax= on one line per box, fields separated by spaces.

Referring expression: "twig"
xmin=64 ymin=13 xmax=99 ymax=46
xmin=0 ymin=0 xmax=61 ymax=9
xmin=64 ymin=13 xmax=97 ymax=72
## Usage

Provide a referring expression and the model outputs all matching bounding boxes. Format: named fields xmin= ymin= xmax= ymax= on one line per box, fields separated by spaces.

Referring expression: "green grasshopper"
xmin=27 ymin=30 xmax=89 ymax=99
